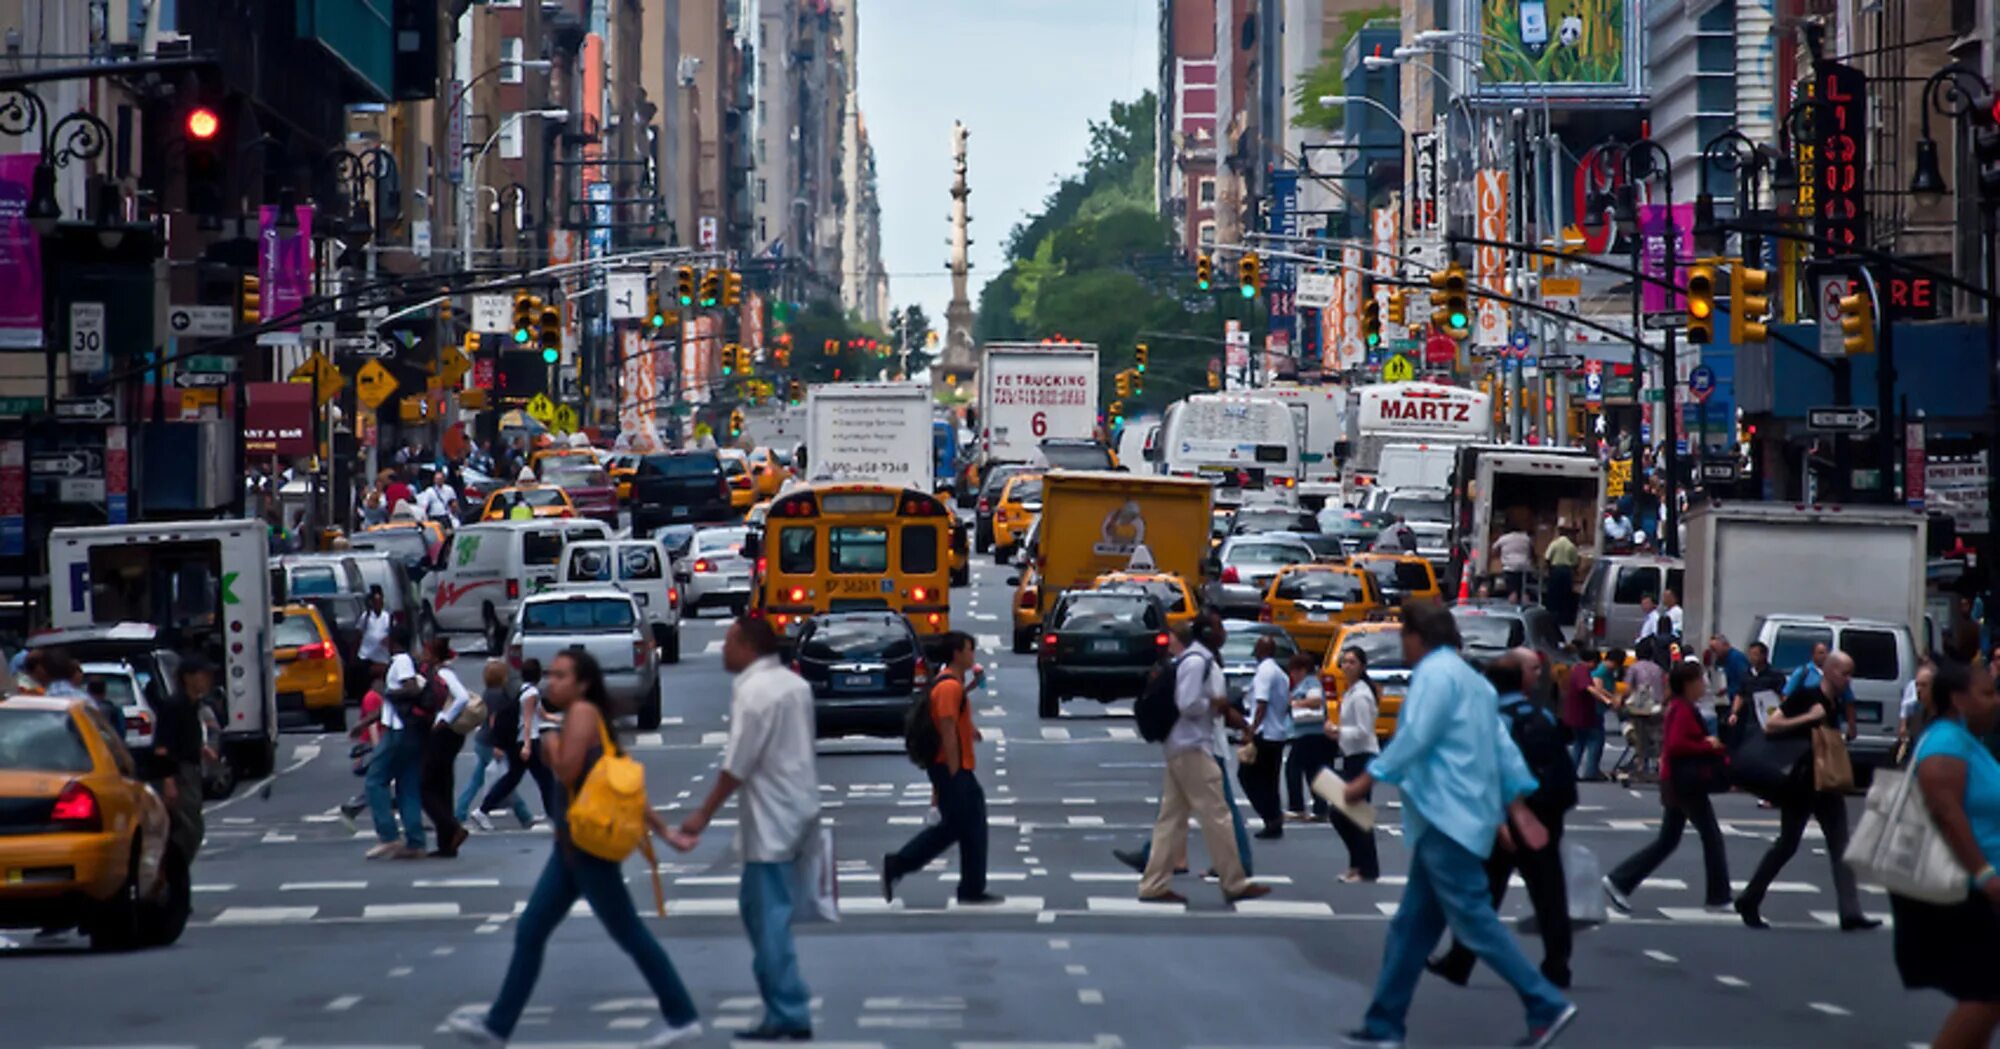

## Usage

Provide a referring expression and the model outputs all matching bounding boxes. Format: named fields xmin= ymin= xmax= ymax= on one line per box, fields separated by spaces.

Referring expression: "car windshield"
xmin=981 ymin=467 xmax=1025 ymax=499
xmin=1275 ymin=570 xmax=1367 ymax=602
xmin=352 ymin=530 xmax=429 ymax=564
xmin=1059 ymin=595 xmax=1154 ymax=629
xmin=287 ymin=565 xmax=340 ymax=596
xmin=1221 ymin=630 xmax=1291 ymax=664
xmin=1454 ymin=612 xmax=1525 ymax=652
xmin=641 ymin=454 xmax=721 ymax=478
xmin=1006 ymin=477 xmax=1044 ymax=503
xmin=544 ymin=464 xmax=610 ymax=488
xmin=722 ymin=458 xmax=748 ymax=478
xmin=274 ymin=614 xmax=323 ymax=648
xmin=1361 ymin=558 xmax=1434 ymax=594
xmin=1234 ymin=510 xmax=1312 ymax=533
xmin=1386 ymin=495 xmax=1450 ymax=523
xmin=1337 ymin=630 xmax=1409 ymax=669
xmin=565 ymin=547 xmax=617 ymax=582
xmin=1040 ymin=442 xmax=1111 ymax=470
xmin=656 ymin=526 xmax=696 ymax=556
xmin=0 ymin=708 xmax=92 ymax=772
xmin=1293 ymin=533 xmax=1348 ymax=560
xmin=801 ymin=619 xmax=914 ymax=661
xmin=522 ymin=530 xmax=568 ymax=565
xmin=521 ymin=598 xmax=637 ymax=632
xmin=494 ymin=488 xmax=568 ymax=512
xmin=1228 ymin=541 xmax=1312 ymax=566
xmin=696 ymin=529 xmax=748 ymax=556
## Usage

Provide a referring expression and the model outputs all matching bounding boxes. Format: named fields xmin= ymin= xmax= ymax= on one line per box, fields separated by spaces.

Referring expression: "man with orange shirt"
xmin=882 ymin=631 xmax=1004 ymax=905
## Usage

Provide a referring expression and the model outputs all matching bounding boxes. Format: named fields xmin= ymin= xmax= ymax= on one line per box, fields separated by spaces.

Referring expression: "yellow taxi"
xmin=1347 ymin=552 xmax=1442 ymax=608
xmin=991 ymin=472 xmax=1043 ymax=561
xmin=1010 ymin=558 xmax=1043 ymax=653
xmin=747 ymin=447 xmax=790 ymax=499
xmin=364 ymin=518 xmax=447 ymax=562
xmin=1262 ymin=563 xmax=1383 ymax=655
xmin=719 ymin=450 xmax=758 ymax=511
xmin=1317 ymin=620 xmax=1412 ymax=740
xmin=0 ymin=694 xmax=190 ymax=949
xmin=607 ymin=452 xmax=640 ymax=503
xmin=1092 ymin=570 xmax=1199 ymax=631
xmin=479 ymin=485 xmax=575 ymax=521
xmin=274 ymin=604 xmax=346 ymax=731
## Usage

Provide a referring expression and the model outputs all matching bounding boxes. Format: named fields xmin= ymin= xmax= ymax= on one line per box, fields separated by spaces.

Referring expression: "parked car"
xmin=558 ymin=539 xmax=683 ymax=663
xmin=79 ymin=660 xmax=151 ymax=752
xmin=1576 ymin=554 xmax=1687 ymax=647
xmin=0 ymin=694 xmax=191 ymax=950
xmin=1202 ymin=533 xmax=1318 ymax=619
xmin=506 ymin=588 xmax=662 ymax=729
xmin=1036 ymin=589 xmax=1169 ymax=719
xmin=1751 ymin=613 xmax=1917 ymax=774
xmin=631 ymin=450 xmax=734 ymax=536
xmin=683 ymin=526 xmax=754 ymax=615
xmin=793 ymin=612 xmax=926 ymax=739
xmin=273 ymin=604 xmax=345 ymax=732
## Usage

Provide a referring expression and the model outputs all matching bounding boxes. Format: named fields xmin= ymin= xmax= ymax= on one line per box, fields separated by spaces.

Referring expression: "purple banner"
xmin=258 ymin=204 xmax=315 ymax=334
xmin=1639 ymin=203 xmax=1695 ymax=313
xmin=0 ymin=154 xmax=43 ymax=348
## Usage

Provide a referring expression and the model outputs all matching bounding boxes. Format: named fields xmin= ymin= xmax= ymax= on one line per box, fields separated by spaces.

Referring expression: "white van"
xmin=424 ymin=519 xmax=614 ymax=650
xmin=558 ymin=539 xmax=684 ymax=663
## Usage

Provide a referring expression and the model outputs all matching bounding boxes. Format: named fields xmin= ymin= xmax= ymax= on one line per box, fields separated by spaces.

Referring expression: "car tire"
xmin=89 ymin=846 xmax=144 ymax=952
xmin=234 ymin=738 xmax=277 ymax=780
xmin=315 ymin=705 xmax=346 ymax=733
xmin=1013 ymin=627 xmax=1034 ymax=655
xmin=139 ymin=848 xmax=192 ymax=948
xmin=484 ymin=604 xmax=506 ymax=654
xmin=662 ymin=625 xmax=681 ymax=665
xmin=1038 ymin=677 xmax=1060 ymax=719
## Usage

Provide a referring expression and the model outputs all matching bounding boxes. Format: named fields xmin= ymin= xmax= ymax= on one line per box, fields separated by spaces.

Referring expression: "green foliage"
xmin=774 ymin=298 xmax=895 ymax=386
xmin=1291 ymin=5 xmax=1397 ymax=132
xmin=1479 ymin=0 xmax=1626 ymax=84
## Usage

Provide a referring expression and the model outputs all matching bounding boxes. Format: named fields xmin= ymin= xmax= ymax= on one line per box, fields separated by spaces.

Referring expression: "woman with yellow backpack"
xmin=448 ymin=649 xmax=701 ymax=1048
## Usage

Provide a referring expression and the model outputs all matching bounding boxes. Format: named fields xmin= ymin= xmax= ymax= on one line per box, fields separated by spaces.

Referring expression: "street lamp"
xmin=1910 ymin=64 xmax=1991 ymax=203
xmin=0 ymin=87 xmax=112 ymax=235
xmin=463 ymin=109 xmax=568 ymax=265
xmin=1315 ymin=94 xmax=1409 ymax=134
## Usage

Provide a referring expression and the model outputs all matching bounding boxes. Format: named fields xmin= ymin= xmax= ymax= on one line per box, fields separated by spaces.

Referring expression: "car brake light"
xmin=1321 ymin=673 xmax=1339 ymax=698
xmin=694 ymin=559 xmax=714 ymax=573
xmin=51 ymin=781 xmax=100 ymax=829
xmin=128 ymin=712 xmax=152 ymax=735
xmin=1155 ymin=633 xmax=1170 ymax=646
xmin=910 ymin=586 xmax=928 ymax=602
xmin=977 ymin=497 xmax=990 ymax=513
xmin=297 ymin=641 xmax=335 ymax=660
xmin=1042 ymin=633 xmax=1059 ymax=648
xmin=1221 ymin=566 xmax=1240 ymax=584
xmin=756 ymin=557 xmax=768 ymax=576
xmin=634 ymin=638 xmax=650 ymax=668
xmin=1259 ymin=609 xmax=1273 ymax=622
xmin=927 ymin=613 xmax=942 ymax=626
xmin=506 ymin=579 xmax=520 ymax=600
xmin=668 ymin=588 xmax=679 ymax=606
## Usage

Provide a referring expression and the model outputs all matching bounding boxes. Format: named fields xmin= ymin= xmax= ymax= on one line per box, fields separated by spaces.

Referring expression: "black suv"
xmin=631 ymin=451 xmax=734 ymax=535
xmin=1036 ymin=590 xmax=1169 ymax=719
xmin=794 ymin=612 xmax=925 ymax=739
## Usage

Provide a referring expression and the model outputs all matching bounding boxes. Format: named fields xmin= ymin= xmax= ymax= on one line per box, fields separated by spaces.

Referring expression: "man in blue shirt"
xmin=1343 ymin=604 xmax=1576 ymax=1049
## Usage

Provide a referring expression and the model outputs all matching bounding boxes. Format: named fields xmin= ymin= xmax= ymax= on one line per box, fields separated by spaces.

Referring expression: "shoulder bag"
xmin=1842 ymin=766 xmax=1968 ymax=904
xmin=1811 ymin=723 xmax=1855 ymax=793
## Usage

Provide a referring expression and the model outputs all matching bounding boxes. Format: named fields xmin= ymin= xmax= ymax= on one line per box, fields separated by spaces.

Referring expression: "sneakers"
xmin=1516 ymin=1003 xmax=1579 ymax=1048
xmin=637 ymin=1020 xmax=704 ymax=1047
xmin=1600 ymin=876 xmax=1631 ymax=915
xmin=517 ymin=812 xmax=537 ymax=830
xmin=365 ymin=841 xmax=417 ymax=860
xmin=445 ymin=1014 xmax=505 ymax=1047
xmin=956 ymin=893 xmax=1008 ymax=906
xmin=469 ymin=810 xmax=496 ymax=832
xmin=1342 ymin=1030 xmax=1405 ymax=1049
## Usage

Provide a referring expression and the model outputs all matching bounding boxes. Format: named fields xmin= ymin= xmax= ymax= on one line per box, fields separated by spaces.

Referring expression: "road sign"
xmin=1381 ymin=354 xmax=1415 ymax=383
xmin=1688 ymin=364 xmax=1717 ymax=404
xmin=1807 ymin=406 xmax=1880 ymax=433
xmin=1700 ymin=460 xmax=1740 ymax=484
xmin=472 ymin=293 xmax=511 ymax=334
xmin=183 ymin=354 xmax=237 ymax=373
xmin=167 ymin=304 xmax=234 ymax=338
xmin=288 ymin=351 xmax=344 ymax=407
xmin=1539 ymin=354 xmax=1585 ymax=369
xmin=69 ymin=302 xmax=105 ymax=373
xmin=53 ymin=396 xmax=114 ymax=422
xmin=1509 ymin=329 xmax=1532 ymax=352
xmin=336 ymin=334 xmax=389 ymax=359
xmin=1642 ymin=387 xmax=1667 ymax=403
xmin=437 ymin=342 xmax=471 ymax=389
xmin=31 ymin=451 xmax=97 ymax=477
xmin=173 ymin=370 xmax=229 ymax=388
xmin=552 ymin=404 xmax=579 ymax=434
xmin=607 ymin=271 xmax=647 ymax=321
xmin=300 ymin=320 xmax=336 ymax=339
xmin=0 ymin=396 xmax=43 ymax=416
xmin=525 ymin=393 xmax=558 ymax=426
xmin=1818 ymin=276 xmax=1848 ymax=357
xmin=58 ymin=478 xmax=104 ymax=503
xmin=1295 ymin=270 xmax=1336 ymax=310
xmin=1643 ymin=311 xmax=1687 ymax=331
xmin=355 ymin=360 xmax=398 ymax=410
xmin=1584 ymin=367 xmax=1604 ymax=405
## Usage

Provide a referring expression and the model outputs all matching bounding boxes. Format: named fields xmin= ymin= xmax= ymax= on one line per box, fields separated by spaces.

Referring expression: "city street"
xmin=1 ymin=556 xmax=1946 ymax=1049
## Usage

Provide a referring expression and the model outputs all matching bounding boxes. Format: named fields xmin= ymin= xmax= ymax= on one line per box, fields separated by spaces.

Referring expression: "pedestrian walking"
xmin=1734 ymin=651 xmax=1879 ymax=931
xmin=1621 ymin=639 xmax=1666 ymax=781
xmin=448 ymin=649 xmax=701 ymax=1049
xmin=356 ymin=587 xmax=394 ymax=680
xmin=1725 ymin=641 xmax=1786 ymax=732
xmin=1602 ymin=660 xmax=1733 ymax=913
xmin=508 ymin=659 xmax=561 ymax=814
xmin=366 ymin=635 xmax=432 ymax=857
xmin=150 ymin=656 xmax=214 ymax=862
xmin=458 ymin=659 xmax=534 ymax=831
xmin=340 ymin=669 xmax=388 ymax=825
xmin=1341 ymin=603 xmax=1575 ymax=1049
xmin=672 ymin=616 xmax=822 ymax=1041
xmin=1430 ymin=648 xmax=1577 ymax=990
xmin=1542 ymin=522 xmax=1581 ymax=626
xmin=884 ymin=631 xmax=1005 ymax=906
xmin=1331 ymin=645 xmax=1381 ymax=883
xmin=1492 ymin=523 xmax=1534 ymax=604
xmin=416 ymin=636 xmax=475 ymax=858
xmin=1238 ymin=636 xmax=1291 ymax=839
xmin=1135 ymin=622 xmax=1270 ymax=905
xmin=1781 ymin=642 xmax=1859 ymax=742
xmin=1890 ymin=660 xmax=2000 ymax=1049
xmin=1283 ymin=651 xmax=1333 ymax=822
xmin=1562 ymin=642 xmax=1612 ymax=781
xmin=1897 ymin=659 xmax=1937 ymax=763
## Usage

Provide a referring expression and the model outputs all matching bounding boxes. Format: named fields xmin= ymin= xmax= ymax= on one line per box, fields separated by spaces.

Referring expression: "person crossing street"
xmin=884 ymin=631 xmax=1004 ymax=907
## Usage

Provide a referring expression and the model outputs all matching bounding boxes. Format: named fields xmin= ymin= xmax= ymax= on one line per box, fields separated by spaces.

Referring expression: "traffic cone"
xmin=1456 ymin=571 xmax=1472 ymax=603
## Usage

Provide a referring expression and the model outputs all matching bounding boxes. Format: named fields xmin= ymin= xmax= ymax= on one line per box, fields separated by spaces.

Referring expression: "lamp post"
xmin=461 ymin=110 xmax=569 ymax=270
xmin=325 ymin=146 xmax=398 ymax=277
xmin=1613 ymin=138 xmax=1682 ymax=555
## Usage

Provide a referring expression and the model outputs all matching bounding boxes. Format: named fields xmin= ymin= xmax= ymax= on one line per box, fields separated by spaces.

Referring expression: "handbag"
xmin=1812 ymin=724 xmax=1855 ymax=793
xmin=789 ymin=820 xmax=840 ymax=924
xmin=1670 ymin=748 xmax=1732 ymax=796
xmin=1843 ymin=767 xmax=1969 ymax=904
xmin=1728 ymin=718 xmax=1812 ymax=801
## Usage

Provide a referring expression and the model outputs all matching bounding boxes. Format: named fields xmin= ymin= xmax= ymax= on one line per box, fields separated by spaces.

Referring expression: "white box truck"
xmin=979 ymin=342 xmax=1100 ymax=464
xmin=1447 ymin=445 xmax=1604 ymax=596
xmin=804 ymin=381 xmax=933 ymax=489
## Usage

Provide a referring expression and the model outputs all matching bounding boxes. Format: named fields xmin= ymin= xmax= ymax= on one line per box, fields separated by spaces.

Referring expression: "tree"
xmin=1290 ymin=5 xmax=1397 ymax=132
xmin=888 ymin=304 xmax=936 ymax=378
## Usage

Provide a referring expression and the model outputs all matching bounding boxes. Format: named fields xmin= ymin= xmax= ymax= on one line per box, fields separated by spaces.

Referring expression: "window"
xmin=757 ymin=177 xmax=767 ymax=203
xmin=499 ymin=118 xmax=523 ymax=160
xmin=566 ymin=547 xmax=616 ymax=582
xmin=1197 ymin=177 xmax=1217 ymax=205
xmin=900 ymin=525 xmax=939 ymax=575
xmin=641 ymin=453 xmax=721 ymax=478
xmin=1274 ymin=570 xmax=1366 ymax=602
xmin=0 ymin=710 xmax=93 ymax=772
xmin=617 ymin=546 xmax=663 ymax=581
xmin=1058 ymin=594 xmax=1154 ymax=629
xmin=1840 ymin=629 xmax=1901 ymax=681
xmin=802 ymin=619 xmax=913 ymax=661
xmin=501 ymin=39 xmax=524 ymax=82
xmin=1770 ymin=625 xmax=1835 ymax=673
xmin=274 ymin=614 xmax=324 ymax=649
xmin=778 ymin=526 xmax=816 ymax=574
xmin=288 ymin=566 xmax=340 ymax=597
xmin=522 ymin=530 xmax=568 ymax=566
xmin=1336 ymin=629 xmax=1407 ymax=669
xmin=521 ymin=598 xmax=637 ymax=632
xmin=1198 ymin=221 xmax=1217 ymax=246
xmin=1611 ymin=566 xmax=1659 ymax=605
xmin=828 ymin=526 xmax=889 ymax=574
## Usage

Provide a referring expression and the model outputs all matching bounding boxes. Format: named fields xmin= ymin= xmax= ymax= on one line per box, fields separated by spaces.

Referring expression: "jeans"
xmin=1332 ymin=754 xmax=1380 ymax=880
xmin=1571 ymin=724 xmax=1606 ymax=780
xmin=1435 ymin=808 xmax=1571 ymax=985
xmin=364 ymin=725 xmax=426 ymax=847
xmin=456 ymin=736 xmax=532 ymax=824
xmin=1740 ymin=789 xmax=1864 ymax=919
xmin=1135 ymin=753 xmax=1253 ymax=877
xmin=740 ymin=862 xmax=812 ymax=1032
xmin=1359 ymin=830 xmax=1571 ymax=1042
xmin=484 ymin=846 xmax=699 ymax=1038
xmin=1236 ymin=737 xmax=1287 ymax=832
xmin=887 ymin=766 xmax=989 ymax=899
xmin=1286 ymin=732 xmax=1335 ymax=815
xmin=420 ymin=727 xmax=466 ymax=854
xmin=1608 ymin=792 xmax=1732 ymax=905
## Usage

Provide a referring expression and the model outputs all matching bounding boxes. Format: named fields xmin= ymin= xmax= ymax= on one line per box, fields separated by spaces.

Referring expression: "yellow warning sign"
xmin=355 ymin=360 xmax=398 ymax=410
xmin=552 ymin=404 xmax=579 ymax=434
xmin=288 ymin=351 xmax=344 ymax=407
xmin=525 ymin=393 xmax=558 ymax=426
xmin=1382 ymin=354 xmax=1415 ymax=383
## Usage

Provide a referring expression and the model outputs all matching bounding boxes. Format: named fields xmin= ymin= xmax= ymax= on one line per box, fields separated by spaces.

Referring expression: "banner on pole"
xmin=1473 ymin=169 xmax=1508 ymax=347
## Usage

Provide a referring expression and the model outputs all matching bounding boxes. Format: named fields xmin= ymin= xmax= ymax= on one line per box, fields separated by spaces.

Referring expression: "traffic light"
xmin=1196 ymin=253 xmax=1214 ymax=291
xmin=1362 ymin=298 xmax=1383 ymax=349
xmin=464 ymin=332 xmax=481 ymax=356
xmin=512 ymin=291 xmax=536 ymax=345
xmin=1430 ymin=263 xmax=1470 ymax=338
xmin=1108 ymin=400 xmax=1125 ymax=426
xmin=1206 ymin=360 xmax=1221 ymax=389
xmin=1685 ymin=263 xmax=1717 ymax=344
xmin=674 ymin=266 xmax=696 ymax=307
xmin=184 ymin=104 xmax=224 ymax=220
xmin=1839 ymin=285 xmax=1876 ymax=355
xmin=698 ymin=270 xmax=721 ymax=308
xmin=537 ymin=305 xmax=561 ymax=364
xmin=1731 ymin=263 xmax=1771 ymax=344
xmin=773 ymin=336 xmax=791 ymax=368
xmin=646 ymin=292 xmax=666 ymax=332
xmin=721 ymin=343 xmax=737 ymax=377
xmin=722 ymin=271 xmax=743 ymax=308
xmin=1237 ymin=253 xmax=1261 ymax=299
xmin=239 ymin=274 xmax=261 ymax=325
xmin=1974 ymin=92 xmax=2000 ymax=199
xmin=729 ymin=409 xmax=745 ymax=439
xmin=1387 ymin=290 xmax=1406 ymax=326
xmin=1134 ymin=342 xmax=1148 ymax=374
xmin=1115 ymin=370 xmax=1131 ymax=398
xmin=823 ymin=338 xmax=837 ymax=356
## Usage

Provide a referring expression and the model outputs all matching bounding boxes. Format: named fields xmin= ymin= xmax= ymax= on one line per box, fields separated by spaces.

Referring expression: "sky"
xmin=857 ymin=0 xmax=1159 ymax=331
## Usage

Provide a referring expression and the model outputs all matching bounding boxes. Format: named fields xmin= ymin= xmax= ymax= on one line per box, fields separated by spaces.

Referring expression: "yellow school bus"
xmin=747 ymin=481 xmax=954 ymax=638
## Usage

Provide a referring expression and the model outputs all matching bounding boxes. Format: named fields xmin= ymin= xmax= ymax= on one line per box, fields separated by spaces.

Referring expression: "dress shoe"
xmin=1425 ymin=955 xmax=1471 ymax=987
xmin=1734 ymin=899 xmax=1769 ymax=929
xmin=1226 ymin=883 xmax=1273 ymax=904
xmin=879 ymin=853 xmax=901 ymax=903
xmin=1111 ymin=848 xmax=1145 ymax=873
xmin=1138 ymin=890 xmax=1189 ymax=904
xmin=731 ymin=1023 xmax=811 ymax=1042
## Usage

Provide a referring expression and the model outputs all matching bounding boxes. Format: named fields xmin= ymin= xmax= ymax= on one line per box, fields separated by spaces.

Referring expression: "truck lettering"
xmin=1376 ymin=399 xmax=1472 ymax=424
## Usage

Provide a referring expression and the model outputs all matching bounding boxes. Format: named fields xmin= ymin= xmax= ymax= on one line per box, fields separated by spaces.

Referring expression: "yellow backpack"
xmin=568 ymin=718 xmax=651 ymax=862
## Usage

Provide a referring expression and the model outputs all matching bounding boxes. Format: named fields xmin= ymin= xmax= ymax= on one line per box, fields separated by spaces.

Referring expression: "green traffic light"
xmin=677 ymin=294 xmax=693 ymax=307
xmin=513 ymin=329 xmax=530 ymax=344
xmin=1449 ymin=312 xmax=1468 ymax=329
xmin=1239 ymin=285 xmax=1255 ymax=300
xmin=541 ymin=347 xmax=558 ymax=364
xmin=1366 ymin=333 xmax=1381 ymax=348
xmin=649 ymin=313 xmax=665 ymax=328
xmin=1197 ymin=278 xmax=1211 ymax=291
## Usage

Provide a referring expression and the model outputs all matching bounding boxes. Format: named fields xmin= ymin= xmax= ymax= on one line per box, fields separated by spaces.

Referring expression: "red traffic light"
xmin=186 ymin=107 xmax=220 ymax=141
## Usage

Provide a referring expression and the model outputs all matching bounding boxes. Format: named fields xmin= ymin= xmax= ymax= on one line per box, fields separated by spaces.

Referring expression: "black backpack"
xmin=1136 ymin=652 xmax=1203 ymax=743
xmin=903 ymin=674 xmax=959 ymax=767
xmin=1502 ymin=697 xmax=1576 ymax=813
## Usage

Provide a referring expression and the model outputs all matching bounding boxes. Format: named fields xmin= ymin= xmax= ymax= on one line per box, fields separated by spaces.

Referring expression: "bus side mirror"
xmin=741 ymin=533 xmax=762 ymax=560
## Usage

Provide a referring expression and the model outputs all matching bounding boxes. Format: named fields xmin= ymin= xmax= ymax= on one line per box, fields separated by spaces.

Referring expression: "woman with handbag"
xmin=1894 ymin=659 xmax=2000 ymax=1049
xmin=1330 ymin=646 xmax=1381 ymax=883
xmin=449 ymin=649 xmax=701 ymax=1048
xmin=1735 ymin=651 xmax=1878 ymax=931
xmin=1603 ymin=661 xmax=1733 ymax=914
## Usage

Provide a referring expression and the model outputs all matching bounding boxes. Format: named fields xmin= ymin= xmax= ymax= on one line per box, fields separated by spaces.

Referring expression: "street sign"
xmin=68 ymin=302 xmax=105 ymax=373
xmin=1509 ymin=329 xmax=1532 ymax=352
xmin=0 ymin=396 xmax=43 ymax=417
xmin=552 ymin=404 xmax=579 ymax=434
xmin=183 ymin=355 xmax=237 ymax=373
xmin=53 ymin=396 xmax=114 ymax=422
xmin=173 ymin=371 xmax=229 ymax=388
xmin=606 ymin=271 xmax=647 ymax=321
xmin=288 ymin=351 xmax=344 ymax=407
xmin=31 ymin=451 xmax=97 ymax=477
xmin=355 ymin=360 xmax=398 ymax=410
xmin=1818 ymin=275 xmax=1848 ymax=357
xmin=1807 ymin=406 xmax=1880 ymax=433
xmin=1539 ymin=354 xmax=1585 ymax=369
xmin=472 ymin=293 xmax=511 ymax=334
xmin=1699 ymin=460 xmax=1740 ymax=484
xmin=1643 ymin=311 xmax=1687 ymax=331
xmin=437 ymin=343 xmax=471 ymax=389
xmin=1381 ymin=354 xmax=1415 ymax=383
xmin=166 ymin=304 xmax=234 ymax=338
xmin=525 ymin=393 xmax=558 ymax=426
xmin=336 ymin=334 xmax=390 ymax=359
xmin=1295 ymin=270 xmax=1336 ymax=310
xmin=1642 ymin=387 xmax=1667 ymax=403
xmin=300 ymin=320 xmax=337 ymax=339
xmin=1688 ymin=364 xmax=1717 ymax=404
xmin=58 ymin=478 xmax=104 ymax=503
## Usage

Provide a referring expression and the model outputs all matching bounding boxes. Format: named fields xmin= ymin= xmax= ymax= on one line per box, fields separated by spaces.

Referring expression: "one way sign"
xmin=1807 ymin=406 xmax=1880 ymax=434
xmin=53 ymin=396 xmax=114 ymax=422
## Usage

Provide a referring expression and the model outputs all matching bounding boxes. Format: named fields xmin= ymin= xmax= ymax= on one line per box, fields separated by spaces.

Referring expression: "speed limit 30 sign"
xmin=69 ymin=302 xmax=106 ymax=373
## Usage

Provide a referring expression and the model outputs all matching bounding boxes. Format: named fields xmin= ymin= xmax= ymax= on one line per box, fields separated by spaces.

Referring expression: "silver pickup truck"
xmin=505 ymin=587 xmax=663 ymax=729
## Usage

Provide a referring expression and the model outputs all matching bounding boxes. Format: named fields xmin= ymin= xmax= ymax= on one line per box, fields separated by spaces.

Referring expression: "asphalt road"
xmin=0 ymin=548 xmax=1951 ymax=1048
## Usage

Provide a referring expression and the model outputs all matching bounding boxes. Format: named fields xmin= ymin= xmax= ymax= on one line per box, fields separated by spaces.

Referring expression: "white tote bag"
xmin=788 ymin=820 xmax=840 ymax=924
xmin=1842 ymin=768 xmax=1969 ymax=905
xmin=1565 ymin=842 xmax=1608 ymax=924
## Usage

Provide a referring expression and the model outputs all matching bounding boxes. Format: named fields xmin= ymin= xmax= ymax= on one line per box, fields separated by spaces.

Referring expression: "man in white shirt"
xmin=1491 ymin=527 xmax=1534 ymax=604
xmin=674 ymin=617 xmax=820 ymax=1041
xmin=364 ymin=637 xmax=428 ymax=858
xmin=415 ymin=636 xmax=473 ymax=858
xmin=1239 ymin=637 xmax=1293 ymax=839
xmin=415 ymin=469 xmax=459 ymax=523
xmin=356 ymin=588 xmax=393 ymax=670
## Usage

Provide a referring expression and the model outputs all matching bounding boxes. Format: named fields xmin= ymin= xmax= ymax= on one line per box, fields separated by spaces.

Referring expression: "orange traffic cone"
xmin=1456 ymin=571 xmax=1472 ymax=603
